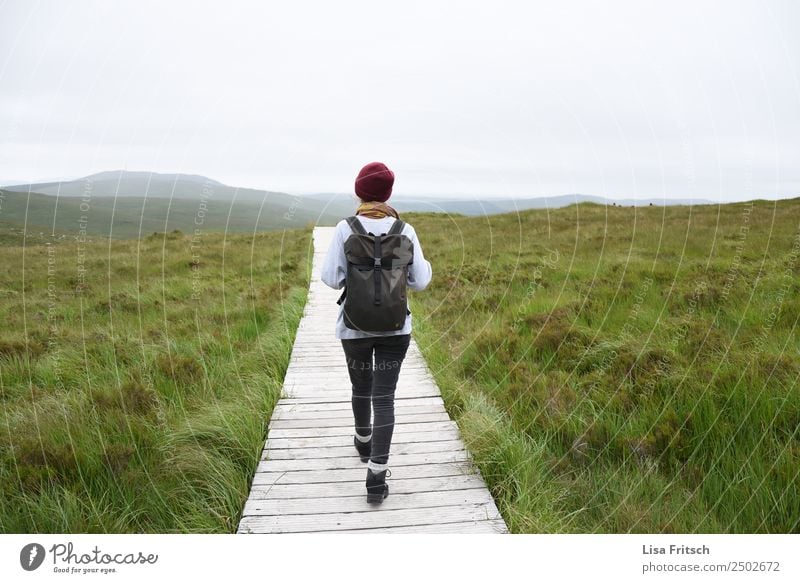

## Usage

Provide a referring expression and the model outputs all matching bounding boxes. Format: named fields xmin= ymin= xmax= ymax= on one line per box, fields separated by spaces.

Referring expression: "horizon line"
xmin=1 ymin=169 xmax=797 ymax=204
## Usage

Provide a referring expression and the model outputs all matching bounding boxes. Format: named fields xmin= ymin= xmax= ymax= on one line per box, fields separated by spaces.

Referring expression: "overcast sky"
xmin=1 ymin=0 xmax=798 ymax=201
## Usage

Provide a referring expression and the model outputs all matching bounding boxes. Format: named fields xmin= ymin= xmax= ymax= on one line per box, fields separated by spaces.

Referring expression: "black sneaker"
xmin=366 ymin=468 xmax=391 ymax=503
xmin=353 ymin=435 xmax=371 ymax=462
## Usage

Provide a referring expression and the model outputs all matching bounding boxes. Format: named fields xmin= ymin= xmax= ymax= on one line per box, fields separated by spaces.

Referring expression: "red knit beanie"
xmin=354 ymin=162 xmax=394 ymax=202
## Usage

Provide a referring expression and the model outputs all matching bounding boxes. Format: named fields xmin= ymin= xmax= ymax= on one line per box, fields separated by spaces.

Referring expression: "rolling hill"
xmin=2 ymin=171 xmax=719 ymax=237
xmin=6 ymin=170 xmax=267 ymax=201
xmin=0 ymin=171 xmax=344 ymax=239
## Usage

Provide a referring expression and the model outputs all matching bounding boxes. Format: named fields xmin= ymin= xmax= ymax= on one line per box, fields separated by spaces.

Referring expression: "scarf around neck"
xmin=355 ymin=200 xmax=400 ymax=219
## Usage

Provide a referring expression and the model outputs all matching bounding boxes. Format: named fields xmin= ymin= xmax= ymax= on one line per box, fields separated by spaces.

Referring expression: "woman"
xmin=321 ymin=161 xmax=433 ymax=503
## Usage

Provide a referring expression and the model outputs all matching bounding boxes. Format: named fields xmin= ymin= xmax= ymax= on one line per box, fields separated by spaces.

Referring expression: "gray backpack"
xmin=336 ymin=216 xmax=414 ymax=332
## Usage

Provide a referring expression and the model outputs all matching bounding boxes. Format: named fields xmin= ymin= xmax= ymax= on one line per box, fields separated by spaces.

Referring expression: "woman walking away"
xmin=321 ymin=161 xmax=433 ymax=504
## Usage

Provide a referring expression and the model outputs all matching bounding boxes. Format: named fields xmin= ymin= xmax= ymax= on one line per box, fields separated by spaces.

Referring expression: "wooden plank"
xmin=276 ymin=394 xmax=439 ymax=405
xmin=288 ymin=345 xmax=428 ymax=355
xmin=284 ymin=365 xmax=430 ymax=374
xmin=285 ymin=362 xmax=430 ymax=371
xmin=245 ymin=474 xmax=490 ymax=500
xmin=285 ymin=363 xmax=430 ymax=371
xmin=283 ymin=377 xmax=437 ymax=389
xmin=237 ymin=501 xmax=503 ymax=533
xmin=242 ymin=488 xmax=493 ymax=516
xmin=264 ymin=428 xmax=463 ymax=450
xmin=284 ymin=370 xmax=432 ymax=378
xmin=273 ymin=396 xmax=445 ymax=413
xmin=286 ymin=352 xmax=429 ymax=360
xmin=262 ymin=439 xmax=465 ymax=460
xmin=258 ymin=450 xmax=470 ymax=473
xmin=284 ymin=389 xmax=442 ymax=400
xmin=267 ymin=420 xmax=458 ymax=439
xmin=251 ymin=461 xmax=479 ymax=486
xmin=284 ymin=381 xmax=440 ymax=391
xmin=271 ymin=403 xmax=447 ymax=420
xmin=284 ymin=389 xmax=441 ymax=399
xmin=284 ymin=384 xmax=441 ymax=396
xmin=283 ymin=367 xmax=432 ymax=377
xmin=271 ymin=405 xmax=447 ymax=422
xmin=238 ymin=519 xmax=506 ymax=534
xmin=268 ymin=412 xmax=450 ymax=430
xmin=332 ymin=519 xmax=509 ymax=534
xmin=284 ymin=375 xmax=439 ymax=386
xmin=287 ymin=356 xmax=428 ymax=365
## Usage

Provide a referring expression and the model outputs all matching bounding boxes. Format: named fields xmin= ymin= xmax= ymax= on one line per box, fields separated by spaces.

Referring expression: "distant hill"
xmin=5 ymin=171 xmax=717 ymax=216
xmin=0 ymin=177 xmax=36 ymax=187
xmin=6 ymin=170 xmax=283 ymax=203
xmin=299 ymin=192 xmax=716 ymax=217
xmin=0 ymin=170 xmax=722 ymax=240
xmin=0 ymin=171 xmax=344 ymax=239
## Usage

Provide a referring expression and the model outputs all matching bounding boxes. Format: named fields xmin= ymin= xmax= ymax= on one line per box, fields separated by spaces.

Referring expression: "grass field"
xmin=0 ymin=225 xmax=311 ymax=532
xmin=1 ymin=198 xmax=798 ymax=534
xmin=408 ymin=199 xmax=800 ymax=533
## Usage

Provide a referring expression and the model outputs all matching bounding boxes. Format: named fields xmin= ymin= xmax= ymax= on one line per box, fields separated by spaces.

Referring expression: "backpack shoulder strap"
xmin=387 ymin=218 xmax=405 ymax=236
xmin=346 ymin=215 xmax=367 ymax=236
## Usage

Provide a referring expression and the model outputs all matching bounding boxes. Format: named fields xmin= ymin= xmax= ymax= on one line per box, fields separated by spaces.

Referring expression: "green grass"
xmin=0 ymin=225 xmax=312 ymax=533
xmin=2 ymin=198 xmax=798 ymax=534
xmin=407 ymin=200 xmax=800 ymax=533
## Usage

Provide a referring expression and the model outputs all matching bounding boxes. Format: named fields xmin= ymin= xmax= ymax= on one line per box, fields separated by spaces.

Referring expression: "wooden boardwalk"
xmin=237 ymin=227 xmax=508 ymax=533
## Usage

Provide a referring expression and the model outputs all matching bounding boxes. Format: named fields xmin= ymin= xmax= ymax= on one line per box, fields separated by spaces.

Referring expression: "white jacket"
xmin=321 ymin=215 xmax=433 ymax=339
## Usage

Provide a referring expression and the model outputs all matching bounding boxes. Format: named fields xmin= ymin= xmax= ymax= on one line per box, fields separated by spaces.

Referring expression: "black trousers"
xmin=341 ymin=333 xmax=412 ymax=465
